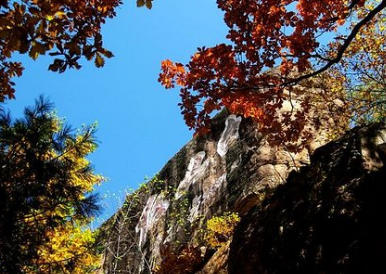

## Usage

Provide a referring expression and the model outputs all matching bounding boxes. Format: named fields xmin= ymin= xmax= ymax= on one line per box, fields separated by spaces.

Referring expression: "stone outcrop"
xmin=229 ymin=122 xmax=386 ymax=274
xmin=98 ymin=78 xmax=350 ymax=273
xmin=99 ymin=112 xmax=306 ymax=274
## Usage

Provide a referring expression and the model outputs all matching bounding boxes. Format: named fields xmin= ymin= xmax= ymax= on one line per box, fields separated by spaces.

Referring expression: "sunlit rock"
xmin=217 ymin=115 xmax=242 ymax=157
xmin=98 ymin=78 xmax=349 ymax=273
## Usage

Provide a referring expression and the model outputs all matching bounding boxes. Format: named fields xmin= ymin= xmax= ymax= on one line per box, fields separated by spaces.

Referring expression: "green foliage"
xmin=348 ymin=84 xmax=386 ymax=124
xmin=0 ymin=96 xmax=103 ymax=273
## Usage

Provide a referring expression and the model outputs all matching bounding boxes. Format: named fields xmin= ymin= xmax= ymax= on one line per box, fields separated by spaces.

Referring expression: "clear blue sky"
xmin=4 ymin=0 xmax=228 ymax=223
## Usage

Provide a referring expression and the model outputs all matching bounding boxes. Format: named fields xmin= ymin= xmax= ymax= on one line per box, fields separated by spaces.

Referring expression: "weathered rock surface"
xmin=100 ymin=112 xmax=305 ymax=274
xmin=98 ymin=79 xmax=348 ymax=273
xmin=229 ymin=123 xmax=386 ymax=274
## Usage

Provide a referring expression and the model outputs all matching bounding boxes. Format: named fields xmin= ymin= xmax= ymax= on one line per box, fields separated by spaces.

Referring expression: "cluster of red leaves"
xmin=0 ymin=0 xmax=123 ymax=101
xmin=160 ymin=59 xmax=186 ymax=89
xmin=159 ymin=0 xmax=376 ymax=148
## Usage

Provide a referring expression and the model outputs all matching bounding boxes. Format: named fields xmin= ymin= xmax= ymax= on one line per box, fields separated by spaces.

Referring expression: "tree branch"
xmin=284 ymin=0 xmax=386 ymax=86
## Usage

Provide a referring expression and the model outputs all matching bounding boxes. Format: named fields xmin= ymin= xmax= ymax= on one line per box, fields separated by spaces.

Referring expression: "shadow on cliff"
xmin=230 ymin=124 xmax=386 ymax=274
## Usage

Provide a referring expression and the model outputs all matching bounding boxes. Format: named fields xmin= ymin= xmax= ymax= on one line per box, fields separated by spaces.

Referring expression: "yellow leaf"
xmin=54 ymin=11 xmax=66 ymax=19
xmin=95 ymin=53 xmax=105 ymax=68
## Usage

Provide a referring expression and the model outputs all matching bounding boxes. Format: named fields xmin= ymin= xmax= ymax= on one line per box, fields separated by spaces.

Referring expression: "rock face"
xmin=98 ymin=80 xmax=348 ymax=273
xmin=99 ymin=112 xmax=306 ymax=274
xmin=229 ymin=123 xmax=386 ymax=274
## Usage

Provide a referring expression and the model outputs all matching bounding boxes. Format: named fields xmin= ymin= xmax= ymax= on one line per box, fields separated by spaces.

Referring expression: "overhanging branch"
xmin=284 ymin=0 xmax=386 ymax=86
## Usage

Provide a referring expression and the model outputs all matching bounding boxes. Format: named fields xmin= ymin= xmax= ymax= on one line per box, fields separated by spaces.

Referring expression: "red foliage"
xmin=159 ymin=0 xmax=382 ymax=147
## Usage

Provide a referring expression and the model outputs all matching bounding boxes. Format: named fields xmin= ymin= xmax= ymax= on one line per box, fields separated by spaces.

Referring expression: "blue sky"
xmin=4 ymin=0 xmax=228 ymax=223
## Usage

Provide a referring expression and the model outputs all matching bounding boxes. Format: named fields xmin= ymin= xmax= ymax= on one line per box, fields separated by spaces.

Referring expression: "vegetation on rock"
xmin=205 ymin=212 xmax=240 ymax=249
xmin=2 ymin=0 xmax=386 ymax=273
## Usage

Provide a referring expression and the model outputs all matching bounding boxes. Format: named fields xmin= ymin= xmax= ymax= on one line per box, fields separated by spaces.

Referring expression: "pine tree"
xmin=0 ymin=96 xmax=103 ymax=273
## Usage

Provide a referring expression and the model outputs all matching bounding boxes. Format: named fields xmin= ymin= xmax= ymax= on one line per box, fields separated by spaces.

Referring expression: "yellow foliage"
xmin=20 ymin=120 xmax=103 ymax=273
xmin=204 ymin=212 xmax=240 ymax=249
xmin=0 ymin=99 xmax=104 ymax=273
xmin=24 ymin=222 xmax=101 ymax=274
xmin=330 ymin=0 xmax=386 ymax=124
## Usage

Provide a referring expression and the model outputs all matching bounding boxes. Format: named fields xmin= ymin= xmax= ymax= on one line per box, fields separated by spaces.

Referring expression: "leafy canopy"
xmin=0 ymin=96 xmax=103 ymax=273
xmin=159 ymin=0 xmax=386 ymax=146
xmin=0 ymin=0 xmax=154 ymax=101
xmin=330 ymin=0 xmax=386 ymax=124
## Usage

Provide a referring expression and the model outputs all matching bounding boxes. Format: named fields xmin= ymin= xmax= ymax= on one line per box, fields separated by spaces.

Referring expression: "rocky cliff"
xmin=97 ymin=80 xmax=372 ymax=274
xmin=230 ymin=122 xmax=386 ymax=274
